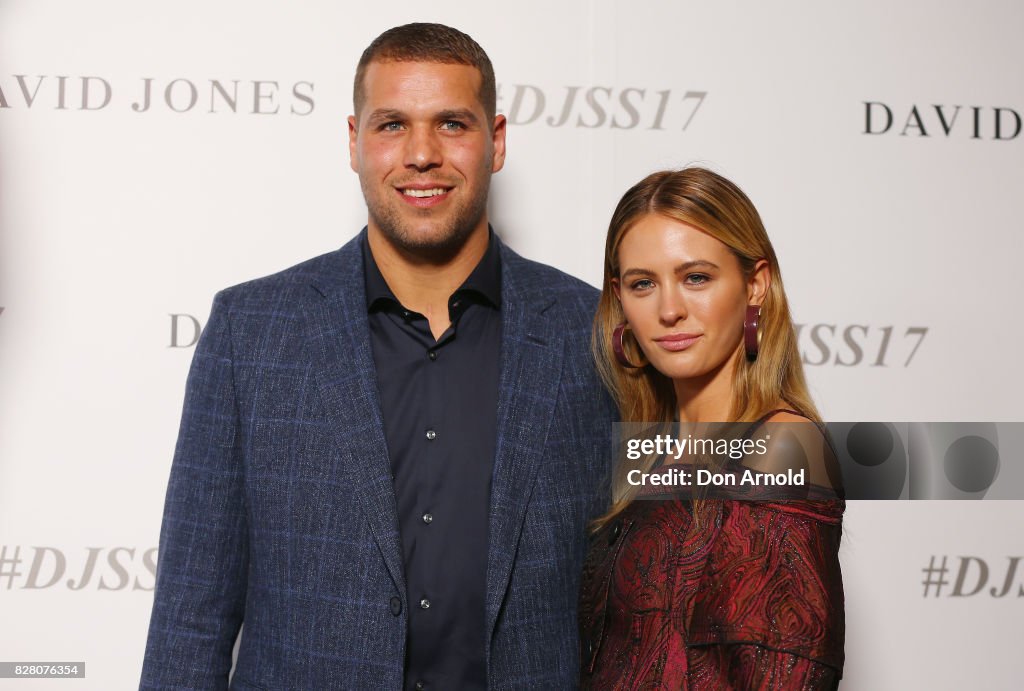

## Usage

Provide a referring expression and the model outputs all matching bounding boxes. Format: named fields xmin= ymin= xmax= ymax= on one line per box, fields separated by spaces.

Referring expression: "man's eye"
xmin=440 ymin=120 xmax=465 ymax=131
xmin=381 ymin=122 xmax=403 ymax=131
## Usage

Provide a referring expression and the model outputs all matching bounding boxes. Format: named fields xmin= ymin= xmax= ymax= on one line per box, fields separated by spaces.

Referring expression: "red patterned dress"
xmin=579 ymin=430 xmax=844 ymax=689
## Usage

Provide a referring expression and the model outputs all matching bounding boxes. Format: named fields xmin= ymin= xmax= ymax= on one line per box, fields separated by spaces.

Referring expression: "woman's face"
xmin=613 ymin=214 xmax=766 ymax=383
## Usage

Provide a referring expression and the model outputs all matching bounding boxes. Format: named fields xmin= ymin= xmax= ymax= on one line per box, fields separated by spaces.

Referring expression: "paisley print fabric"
xmin=579 ymin=492 xmax=844 ymax=689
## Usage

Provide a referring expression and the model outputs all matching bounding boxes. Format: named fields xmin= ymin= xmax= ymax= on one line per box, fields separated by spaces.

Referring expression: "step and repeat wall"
xmin=1 ymin=1 xmax=1021 ymax=688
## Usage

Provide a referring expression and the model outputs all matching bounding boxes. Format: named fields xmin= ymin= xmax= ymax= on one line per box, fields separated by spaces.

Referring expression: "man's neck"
xmin=366 ymin=223 xmax=490 ymax=340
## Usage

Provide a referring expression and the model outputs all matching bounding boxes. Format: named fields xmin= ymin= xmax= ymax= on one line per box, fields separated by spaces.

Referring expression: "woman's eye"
xmin=685 ymin=274 xmax=710 ymax=286
xmin=630 ymin=279 xmax=655 ymax=291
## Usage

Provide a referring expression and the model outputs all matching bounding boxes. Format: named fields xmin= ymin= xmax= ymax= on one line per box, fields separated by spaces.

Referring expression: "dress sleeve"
xmin=687 ymin=644 xmax=841 ymax=690
xmin=685 ymin=499 xmax=845 ymax=688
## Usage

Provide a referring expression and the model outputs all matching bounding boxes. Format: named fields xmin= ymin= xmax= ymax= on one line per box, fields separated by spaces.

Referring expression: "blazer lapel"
xmin=304 ymin=232 xmax=406 ymax=595
xmin=485 ymin=247 xmax=566 ymax=641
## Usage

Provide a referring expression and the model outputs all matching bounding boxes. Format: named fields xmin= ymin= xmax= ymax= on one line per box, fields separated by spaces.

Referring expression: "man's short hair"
xmin=353 ymin=22 xmax=497 ymax=123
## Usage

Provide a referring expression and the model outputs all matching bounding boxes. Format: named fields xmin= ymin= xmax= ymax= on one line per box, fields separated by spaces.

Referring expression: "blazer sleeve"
xmin=140 ymin=291 xmax=249 ymax=690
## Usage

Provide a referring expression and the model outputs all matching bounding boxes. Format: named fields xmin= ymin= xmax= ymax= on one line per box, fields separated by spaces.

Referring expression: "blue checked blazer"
xmin=140 ymin=229 xmax=615 ymax=690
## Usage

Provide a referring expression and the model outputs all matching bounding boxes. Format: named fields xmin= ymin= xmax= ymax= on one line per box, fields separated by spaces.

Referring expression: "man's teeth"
xmin=403 ymin=188 xmax=446 ymax=198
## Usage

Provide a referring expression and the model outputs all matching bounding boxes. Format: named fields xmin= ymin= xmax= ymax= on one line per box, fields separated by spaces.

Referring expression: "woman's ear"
xmin=748 ymin=259 xmax=770 ymax=305
xmin=611 ymin=277 xmax=622 ymax=302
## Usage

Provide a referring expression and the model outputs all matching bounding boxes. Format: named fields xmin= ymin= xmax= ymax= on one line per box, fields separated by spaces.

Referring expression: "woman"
xmin=579 ymin=168 xmax=844 ymax=689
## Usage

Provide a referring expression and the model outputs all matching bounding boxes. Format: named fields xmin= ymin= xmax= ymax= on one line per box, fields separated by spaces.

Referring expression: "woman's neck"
xmin=673 ymin=354 xmax=737 ymax=423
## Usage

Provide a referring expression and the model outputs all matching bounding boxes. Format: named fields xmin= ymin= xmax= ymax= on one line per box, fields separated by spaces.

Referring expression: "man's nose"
xmin=404 ymin=126 xmax=442 ymax=171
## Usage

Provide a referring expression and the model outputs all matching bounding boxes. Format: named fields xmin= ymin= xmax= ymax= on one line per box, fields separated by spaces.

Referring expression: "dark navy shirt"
xmin=363 ymin=232 xmax=501 ymax=691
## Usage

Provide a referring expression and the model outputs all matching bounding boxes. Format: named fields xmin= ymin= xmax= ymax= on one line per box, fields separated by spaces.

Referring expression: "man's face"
xmin=349 ymin=60 xmax=506 ymax=255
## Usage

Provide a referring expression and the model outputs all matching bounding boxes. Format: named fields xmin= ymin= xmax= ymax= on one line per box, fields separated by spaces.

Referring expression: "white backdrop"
xmin=1 ymin=1 xmax=1022 ymax=688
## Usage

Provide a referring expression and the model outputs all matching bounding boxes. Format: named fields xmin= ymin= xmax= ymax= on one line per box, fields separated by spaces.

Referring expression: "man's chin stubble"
xmin=373 ymin=213 xmax=482 ymax=262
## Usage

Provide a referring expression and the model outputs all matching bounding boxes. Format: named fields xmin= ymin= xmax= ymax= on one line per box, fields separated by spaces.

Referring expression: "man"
xmin=141 ymin=23 xmax=614 ymax=691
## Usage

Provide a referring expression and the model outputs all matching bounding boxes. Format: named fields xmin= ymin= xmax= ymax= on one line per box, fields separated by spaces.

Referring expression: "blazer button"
xmin=608 ymin=519 xmax=622 ymax=545
xmin=389 ymin=596 xmax=402 ymax=616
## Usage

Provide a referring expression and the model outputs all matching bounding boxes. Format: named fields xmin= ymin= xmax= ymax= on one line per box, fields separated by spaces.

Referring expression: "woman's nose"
xmin=658 ymin=287 xmax=687 ymax=325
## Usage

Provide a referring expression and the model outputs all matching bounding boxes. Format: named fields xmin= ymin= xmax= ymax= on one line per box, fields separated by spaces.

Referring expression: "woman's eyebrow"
xmin=674 ymin=260 xmax=719 ymax=272
xmin=620 ymin=260 xmax=719 ymax=278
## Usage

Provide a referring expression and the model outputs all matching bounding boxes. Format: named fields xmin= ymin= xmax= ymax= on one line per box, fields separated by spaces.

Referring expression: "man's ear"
xmin=491 ymin=114 xmax=507 ymax=173
xmin=348 ymin=115 xmax=359 ymax=173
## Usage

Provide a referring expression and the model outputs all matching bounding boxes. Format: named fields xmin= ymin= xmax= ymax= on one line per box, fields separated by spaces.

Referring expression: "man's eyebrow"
xmin=366 ymin=108 xmax=405 ymax=124
xmin=437 ymin=108 xmax=480 ymax=125
xmin=364 ymin=108 xmax=482 ymax=127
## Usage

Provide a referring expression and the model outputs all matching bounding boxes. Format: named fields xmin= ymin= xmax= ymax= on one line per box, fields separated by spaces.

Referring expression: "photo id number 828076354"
xmin=1 ymin=662 xmax=85 ymax=678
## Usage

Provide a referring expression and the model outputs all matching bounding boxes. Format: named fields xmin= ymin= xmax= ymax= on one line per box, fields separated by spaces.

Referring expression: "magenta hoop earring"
xmin=744 ymin=305 xmax=762 ymax=362
xmin=612 ymin=322 xmax=645 ymax=369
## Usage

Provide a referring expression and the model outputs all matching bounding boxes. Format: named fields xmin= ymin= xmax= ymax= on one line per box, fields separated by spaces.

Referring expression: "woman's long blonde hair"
xmin=592 ymin=167 xmax=819 ymax=528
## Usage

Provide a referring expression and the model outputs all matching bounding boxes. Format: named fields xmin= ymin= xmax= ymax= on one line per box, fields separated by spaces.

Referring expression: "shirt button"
xmin=389 ymin=596 xmax=402 ymax=616
xmin=428 ymin=351 xmax=437 ymax=361
xmin=422 ymin=513 xmax=433 ymax=524
xmin=415 ymin=682 xmax=426 ymax=691
xmin=425 ymin=429 xmax=437 ymax=441
xmin=419 ymin=598 xmax=431 ymax=610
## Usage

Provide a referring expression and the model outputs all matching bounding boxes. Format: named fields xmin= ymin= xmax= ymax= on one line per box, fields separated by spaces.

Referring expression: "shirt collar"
xmin=362 ymin=228 xmax=503 ymax=313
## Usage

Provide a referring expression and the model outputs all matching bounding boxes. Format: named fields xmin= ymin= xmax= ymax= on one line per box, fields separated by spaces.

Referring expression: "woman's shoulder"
xmin=763 ymin=409 xmax=812 ymax=423
xmin=755 ymin=400 xmax=817 ymax=424
xmin=735 ymin=404 xmax=846 ymax=512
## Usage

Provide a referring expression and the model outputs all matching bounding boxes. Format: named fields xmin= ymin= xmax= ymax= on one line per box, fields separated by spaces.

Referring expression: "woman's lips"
xmin=653 ymin=334 xmax=701 ymax=351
